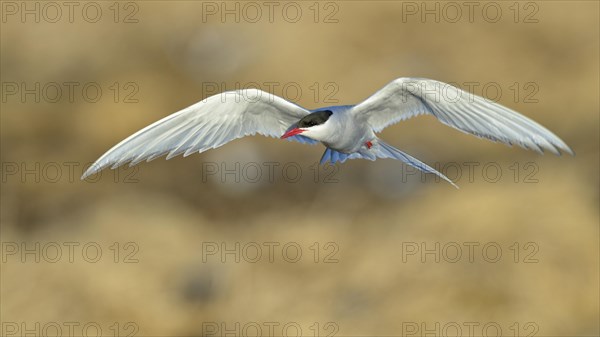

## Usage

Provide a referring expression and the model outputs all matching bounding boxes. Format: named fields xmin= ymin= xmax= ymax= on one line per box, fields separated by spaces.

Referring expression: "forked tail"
xmin=320 ymin=139 xmax=458 ymax=188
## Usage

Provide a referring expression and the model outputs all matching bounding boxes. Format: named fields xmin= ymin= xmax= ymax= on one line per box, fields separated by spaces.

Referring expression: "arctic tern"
xmin=81 ymin=78 xmax=573 ymax=187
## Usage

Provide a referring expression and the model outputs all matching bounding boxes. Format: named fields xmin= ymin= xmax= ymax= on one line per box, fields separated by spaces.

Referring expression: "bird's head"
xmin=280 ymin=110 xmax=333 ymax=141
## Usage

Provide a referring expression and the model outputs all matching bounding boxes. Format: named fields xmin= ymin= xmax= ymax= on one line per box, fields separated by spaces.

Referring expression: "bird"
xmin=81 ymin=77 xmax=573 ymax=187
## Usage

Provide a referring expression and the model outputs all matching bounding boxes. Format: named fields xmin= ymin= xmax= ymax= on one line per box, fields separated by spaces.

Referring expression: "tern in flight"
xmin=81 ymin=78 xmax=573 ymax=187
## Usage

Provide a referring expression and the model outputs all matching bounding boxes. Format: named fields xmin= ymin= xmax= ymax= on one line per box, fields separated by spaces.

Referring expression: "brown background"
xmin=1 ymin=1 xmax=598 ymax=336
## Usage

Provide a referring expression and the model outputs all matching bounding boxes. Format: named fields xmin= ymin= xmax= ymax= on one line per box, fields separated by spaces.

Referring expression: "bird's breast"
xmin=324 ymin=119 xmax=373 ymax=153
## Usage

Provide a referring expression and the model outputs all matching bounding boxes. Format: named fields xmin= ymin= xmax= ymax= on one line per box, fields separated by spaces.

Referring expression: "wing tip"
xmin=560 ymin=144 xmax=576 ymax=156
xmin=541 ymin=137 xmax=574 ymax=156
xmin=80 ymin=164 xmax=102 ymax=180
xmin=80 ymin=160 xmax=127 ymax=180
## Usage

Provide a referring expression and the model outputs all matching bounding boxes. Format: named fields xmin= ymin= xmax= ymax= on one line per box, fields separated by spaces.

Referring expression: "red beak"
xmin=281 ymin=128 xmax=305 ymax=139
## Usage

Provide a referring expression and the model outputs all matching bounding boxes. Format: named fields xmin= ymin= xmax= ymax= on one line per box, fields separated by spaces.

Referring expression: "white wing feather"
xmin=351 ymin=78 xmax=573 ymax=155
xmin=81 ymin=89 xmax=309 ymax=179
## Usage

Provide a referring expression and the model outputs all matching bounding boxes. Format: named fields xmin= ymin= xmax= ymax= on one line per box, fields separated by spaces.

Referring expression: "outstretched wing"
xmin=351 ymin=78 xmax=573 ymax=155
xmin=82 ymin=89 xmax=310 ymax=179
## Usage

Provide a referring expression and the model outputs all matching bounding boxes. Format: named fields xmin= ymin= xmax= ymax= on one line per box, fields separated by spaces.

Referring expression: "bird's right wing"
xmin=82 ymin=89 xmax=310 ymax=179
xmin=351 ymin=78 xmax=573 ymax=155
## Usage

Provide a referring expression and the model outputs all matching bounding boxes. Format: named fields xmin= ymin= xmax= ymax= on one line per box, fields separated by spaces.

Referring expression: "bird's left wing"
xmin=81 ymin=89 xmax=310 ymax=179
xmin=351 ymin=78 xmax=573 ymax=155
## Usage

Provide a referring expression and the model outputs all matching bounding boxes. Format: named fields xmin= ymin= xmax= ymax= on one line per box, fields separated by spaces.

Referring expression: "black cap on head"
xmin=298 ymin=110 xmax=333 ymax=128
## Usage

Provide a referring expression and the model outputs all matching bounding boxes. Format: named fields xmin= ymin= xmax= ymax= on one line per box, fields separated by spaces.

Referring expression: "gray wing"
xmin=351 ymin=78 xmax=573 ymax=155
xmin=82 ymin=89 xmax=310 ymax=179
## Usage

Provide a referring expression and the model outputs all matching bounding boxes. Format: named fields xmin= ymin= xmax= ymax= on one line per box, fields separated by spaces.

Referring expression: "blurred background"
xmin=1 ymin=1 xmax=598 ymax=336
